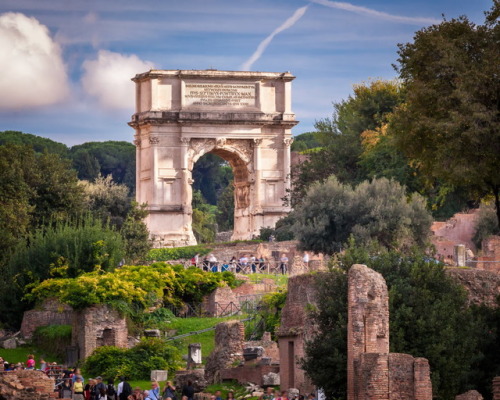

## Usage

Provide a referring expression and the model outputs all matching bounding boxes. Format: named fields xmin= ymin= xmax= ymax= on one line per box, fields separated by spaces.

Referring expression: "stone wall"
xmin=221 ymin=364 xmax=280 ymax=386
xmin=205 ymin=321 xmax=245 ymax=383
xmin=71 ymin=303 xmax=128 ymax=359
xmin=476 ymin=236 xmax=500 ymax=272
xmin=446 ymin=268 xmax=500 ymax=308
xmin=0 ymin=369 xmax=58 ymax=399
xmin=278 ymin=273 xmax=323 ymax=394
xmin=20 ymin=298 xmax=73 ymax=339
xmin=431 ymin=211 xmax=478 ymax=258
xmin=348 ymin=264 xmax=432 ymax=400
xmin=202 ymin=285 xmax=240 ymax=317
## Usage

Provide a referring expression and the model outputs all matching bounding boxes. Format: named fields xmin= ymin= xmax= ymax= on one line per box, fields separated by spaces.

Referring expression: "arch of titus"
xmin=129 ymin=70 xmax=298 ymax=247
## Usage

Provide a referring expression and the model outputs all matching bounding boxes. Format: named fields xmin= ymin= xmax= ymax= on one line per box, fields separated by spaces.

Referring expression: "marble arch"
xmin=129 ymin=70 xmax=298 ymax=247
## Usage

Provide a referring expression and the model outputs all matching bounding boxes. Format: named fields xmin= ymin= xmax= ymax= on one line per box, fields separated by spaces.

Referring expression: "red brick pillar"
xmin=492 ymin=377 xmax=500 ymax=400
xmin=358 ymin=353 xmax=389 ymax=400
xmin=414 ymin=358 xmax=432 ymax=400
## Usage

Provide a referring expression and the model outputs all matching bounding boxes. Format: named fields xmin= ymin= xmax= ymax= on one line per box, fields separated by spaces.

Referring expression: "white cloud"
xmin=81 ymin=50 xmax=155 ymax=110
xmin=241 ymin=5 xmax=309 ymax=71
xmin=0 ymin=12 xmax=70 ymax=110
xmin=311 ymin=0 xmax=441 ymax=25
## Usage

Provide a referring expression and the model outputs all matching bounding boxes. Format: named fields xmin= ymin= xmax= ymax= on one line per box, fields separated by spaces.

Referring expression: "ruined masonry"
xmin=348 ymin=264 xmax=433 ymax=400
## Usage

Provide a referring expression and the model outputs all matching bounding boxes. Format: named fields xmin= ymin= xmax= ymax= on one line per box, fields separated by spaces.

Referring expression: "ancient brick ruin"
xmin=446 ymin=267 xmax=500 ymax=308
xmin=20 ymin=299 xmax=73 ymax=339
xmin=71 ymin=303 xmax=128 ymax=359
xmin=0 ymin=370 xmax=58 ymax=400
xmin=348 ymin=264 xmax=433 ymax=400
xmin=201 ymin=285 xmax=240 ymax=317
xmin=277 ymin=273 xmax=321 ymax=394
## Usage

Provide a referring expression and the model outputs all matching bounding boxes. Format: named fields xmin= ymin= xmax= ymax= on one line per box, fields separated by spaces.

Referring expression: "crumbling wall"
xmin=348 ymin=264 xmax=432 ymax=400
xmin=476 ymin=236 xmax=500 ymax=272
xmin=202 ymin=285 xmax=240 ymax=317
xmin=455 ymin=390 xmax=483 ymax=400
xmin=0 ymin=369 xmax=58 ymax=399
xmin=20 ymin=298 xmax=73 ymax=339
xmin=204 ymin=320 xmax=245 ymax=383
xmin=71 ymin=303 xmax=128 ymax=359
xmin=278 ymin=273 xmax=323 ymax=394
xmin=446 ymin=268 xmax=500 ymax=308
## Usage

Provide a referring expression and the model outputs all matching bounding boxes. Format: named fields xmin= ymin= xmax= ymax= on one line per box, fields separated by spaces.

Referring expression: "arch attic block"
xmin=129 ymin=70 xmax=298 ymax=247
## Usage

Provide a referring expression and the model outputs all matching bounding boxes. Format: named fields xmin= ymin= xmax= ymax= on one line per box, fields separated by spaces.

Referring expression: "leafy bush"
xmin=82 ymin=338 xmax=182 ymax=380
xmin=33 ymin=325 xmax=72 ymax=360
xmin=250 ymin=291 xmax=287 ymax=340
xmin=146 ymin=245 xmax=212 ymax=262
xmin=27 ymin=263 xmax=238 ymax=314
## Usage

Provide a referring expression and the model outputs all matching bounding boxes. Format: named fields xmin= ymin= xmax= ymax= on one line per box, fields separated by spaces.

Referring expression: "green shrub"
xmin=146 ymin=245 xmax=212 ymax=261
xmin=473 ymin=204 xmax=500 ymax=249
xmin=33 ymin=325 xmax=72 ymax=360
xmin=82 ymin=338 xmax=182 ymax=380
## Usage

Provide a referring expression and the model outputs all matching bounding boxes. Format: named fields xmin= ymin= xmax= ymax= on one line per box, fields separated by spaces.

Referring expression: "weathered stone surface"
xmin=176 ymin=369 xmax=207 ymax=392
xmin=20 ymin=298 xmax=73 ymax=339
xmin=262 ymin=372 xmax=280 ymax=386
xmin=455 ymin=390 xmax=483 ymax=400
xmin=71 ymin=303 xmax=128 ymax=359
xmin=188 ymin=343 xmax=202 ymax=367
xmin=130 ymin=70 xmax=298 ymax=247
xmin=288 ymin=388 xmax=300 ymax=399
xmin=347 ymin=264 xmax=432 ymax=400
xmin=446 ymin=268 xmax=500 ymax=308
xmin=0 ymin=370 xmax=58 ymax=399
xmin=243 ymin=346 xmax=264 ymax=361
xmin=144 ymin=329 xmax=161 ymax=337
xmin=202 ymin=285 xmax=240 ymax=317
xmin=205 ymin=320 xmax=245 ymax=383
xmin=2 ymin=337 xmax=17 ymax=349
xmin=151 ymin=370 xmax=168 ymax=382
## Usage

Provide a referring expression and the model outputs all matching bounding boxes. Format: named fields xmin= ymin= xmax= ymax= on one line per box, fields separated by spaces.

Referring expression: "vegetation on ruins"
xmin=473 ymin=204 xmax=500 ymax=249
xmin=82 ymin=338 xmax=182 ymax=380
xmin=391 ymin=2 xmax=500 ymax=229
xmin=146 ymin=244 xmax=212 ymax=262
xmin=26 ymin=263 xmax=237 ymax=312
xmin=250 ymin=291 xmax=288 ymax=341
xmin=292 ymin=176 xmax=432 ymax=254
xmin=302 ymin=241 xmax=497 ymax=400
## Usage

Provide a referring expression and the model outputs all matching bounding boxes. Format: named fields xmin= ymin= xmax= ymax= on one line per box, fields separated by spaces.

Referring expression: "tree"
xmin=302 ymin=244 xmax=483 ymax=400
xmin=292 ymin=176 xmax=432 ymax=254
xmin=0 ymin=130 xmax=68 ymax=156
xmin=291 ymin=80 xmax=406 ymax=206
xmin=121 ymin=201 xmax=151 ymax=263
xmin=216 ymin=183 xmax=235 ymax=231
xmin=192 ymin=153 xmax=233 ymax=206
xmin=82 ymin=174 xmax=131 ymax=228
xmin=392 ymin=2 xmax=500 ymax=228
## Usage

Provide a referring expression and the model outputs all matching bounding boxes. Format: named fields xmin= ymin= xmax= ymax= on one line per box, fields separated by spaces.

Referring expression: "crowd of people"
xmin=191 ymin=253 xmax=300 ymax=275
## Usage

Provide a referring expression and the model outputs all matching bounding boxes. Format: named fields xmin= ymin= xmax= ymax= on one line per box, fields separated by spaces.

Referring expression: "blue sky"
xmin=0 ymin=0 xmax=492 ymax=146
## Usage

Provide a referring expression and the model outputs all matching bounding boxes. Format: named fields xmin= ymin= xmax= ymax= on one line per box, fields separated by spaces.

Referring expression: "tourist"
xmin=261 ymin=387 xmax=274 ymax=400
xmin=221 ymin=260 xmax=229 ymax=272
xmin=215 ymin=390 xmax=223 ymax=400
xmin=128 ymin=387 xmax=144 ymax=400
xmin=250 ymin=255 xmax=257 ymax=273
xmin=226 ymin=392 xmax=235 ymax=400
xmin=117 ymin=376 xmax=133 ymax=400
xmin=39 ymin=358 xmax=47 ymax=371
xmin=84 ymin=378 xmax=95 ymax=400
xmin=239 ymin=254 xmax=249 ymax=273
xmin=95 ymin=377 xmax=107 ymax=398
xmin=276 ymin=391 xmax=289 ymax=400
xmin=107 ymin=378 xmax=117 ymax=400
xmin=190 ymin=253 xmax=199 ymax=267
xmin=162 ymin=380 xmax=176 ymax=400
xmin=229 ymin=256 xmax=237 ymax=273
xmin=26 ymin=354 xmax=35 ymax=369
xmin=147 ymin=381 xmax=161 ymax=400
xmin=60 ymin=378 xmax=73 ymax=399
xmin=279 ymin=254 xmax=288 ymax=274
xmin=73 ymin=368 xmax=84 ymax=384
xmin=181 ymin=380 xmax=195 ymax=400
xmin=208 ymin=254 xmax=218 ymax=271
xmin=73 ymin=376 xmax=85 ymax=400
xmin=303 ymin=251 xmax=309 ymax=266
xmin=258 ymin=256 xmax=265 ymax=272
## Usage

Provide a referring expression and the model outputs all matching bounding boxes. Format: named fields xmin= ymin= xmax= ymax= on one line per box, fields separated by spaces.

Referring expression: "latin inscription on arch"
xmin=185 ymin=83 xmax=256 ymax=108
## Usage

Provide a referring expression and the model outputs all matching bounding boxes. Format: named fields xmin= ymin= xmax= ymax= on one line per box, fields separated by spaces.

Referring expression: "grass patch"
xmin=246 ymin=273 xmax=288 ymax=288
xmin=167 ymin=316 xmax=247 ymax=362
xmin=205 ymin=380 xmax=248 ymax=398
xmin=0 ymin=345 xmax=63 ymax=366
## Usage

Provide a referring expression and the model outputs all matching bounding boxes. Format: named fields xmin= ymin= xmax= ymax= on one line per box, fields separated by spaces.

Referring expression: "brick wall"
xmin=202 ymin=285 xmax=240 ymax=317
xmin=20 ymin=298 xmax=73 ymax=339
xmin=476 ymin=236 xmax=500 ymax=272
xmin=348 ymin=264 xmax=432 ymax=400
xmin=455 ymin=390 xmax=483 ymax=400
xmin=492 ymin=377 xmax=500 ymax=400
xmin=446 ymin=268 xmax=500 ymax=308
xmin=0 ymin=369 xmax=58 ymax=399
xmin=71 ymin=304 xmax=128 ymax=359
xmin=221 ymin=364 xmax=279 ymax=386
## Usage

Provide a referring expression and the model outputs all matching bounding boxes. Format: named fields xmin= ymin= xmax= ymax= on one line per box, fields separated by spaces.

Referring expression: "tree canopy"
xmin=391 ymin=2 xmax=500 ymax=227
xmin=292 ymin=176 xmax=432 ymax=254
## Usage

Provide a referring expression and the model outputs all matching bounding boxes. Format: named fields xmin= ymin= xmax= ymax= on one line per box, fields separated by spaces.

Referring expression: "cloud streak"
xmin=0 ymin=12 xmax=70 ymax=110
xmin=311 ymin=0 xmax=441 ymax=25
xmin=241 ymin=5 xmax=309 ymax=71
